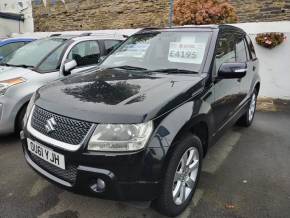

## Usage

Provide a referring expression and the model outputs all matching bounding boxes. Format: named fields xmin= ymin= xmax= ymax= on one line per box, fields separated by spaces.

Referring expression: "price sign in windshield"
xmin=168 ymin=42 xmax=206 ymax=64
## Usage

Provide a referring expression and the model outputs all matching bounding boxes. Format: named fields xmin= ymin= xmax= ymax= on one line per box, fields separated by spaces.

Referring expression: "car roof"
xmin=139 ymin=24 xmax=245 ymax=34
xmin=0 ymin=37 xmax=36 ymax=46
xmin=48 ymin=33 xmax=126 ymax=42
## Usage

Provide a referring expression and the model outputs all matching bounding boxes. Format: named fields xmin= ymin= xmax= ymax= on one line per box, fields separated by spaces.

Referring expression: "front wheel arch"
xmin=158 ymin=119 xmax=209 ymax=186
xmin=153 ymin=133 xmax=203 ymax=217
xmin=15 ymin=102 xmax=28 ymax=133
xmin=254 ymin=82 xmax=260 ymax=95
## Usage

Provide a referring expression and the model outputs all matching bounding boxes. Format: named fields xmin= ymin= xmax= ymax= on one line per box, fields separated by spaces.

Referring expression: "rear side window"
xmin=68 ymin=41 xmax=100 ymax=67
xmin=104 ymin=40 xmax=121 ymax=54
xmin=246 ymin=35 xmax=257 ymax=60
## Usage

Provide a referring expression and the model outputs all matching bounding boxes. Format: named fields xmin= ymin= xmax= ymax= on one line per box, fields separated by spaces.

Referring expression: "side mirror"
xmin=217 ymin=62 xmax=247 ymax=79
xmin=63 ymin=59 xmax=77 ymax=76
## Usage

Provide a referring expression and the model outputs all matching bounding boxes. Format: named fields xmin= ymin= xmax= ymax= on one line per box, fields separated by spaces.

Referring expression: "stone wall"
xmin=33 ymin=0 xmax=170 ymax=31
xmin=229 ymin=0 xmax=290 ymax=23
xmin=32 ymin=0 xmax=290 ymax=32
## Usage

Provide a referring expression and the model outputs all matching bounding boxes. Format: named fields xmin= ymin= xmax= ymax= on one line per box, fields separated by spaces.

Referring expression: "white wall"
xmin=0 ymin=18 xmax=22 ymax=36
xmin=233 ymin=21 xmax=290 ymax=99
xmin=0 ymin=0 xmax=33 ymax=36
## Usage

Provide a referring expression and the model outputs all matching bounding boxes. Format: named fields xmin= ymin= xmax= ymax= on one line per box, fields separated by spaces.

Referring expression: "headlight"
xmin=0 ymin=77 xmax=26 ymax=95
xmin=88 ymin=121 xmax=153 ymax=152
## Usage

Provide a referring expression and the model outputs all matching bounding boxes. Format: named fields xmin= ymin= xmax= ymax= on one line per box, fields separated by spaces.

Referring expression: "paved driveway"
xmin=0 ymin=111 xmax=290 ymax=218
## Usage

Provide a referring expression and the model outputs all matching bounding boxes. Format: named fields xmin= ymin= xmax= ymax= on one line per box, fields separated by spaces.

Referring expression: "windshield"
xmin=101 ymin=31 xmax=211 ymax=73
xmin=0 ymin=42 xmax=26 ymax=59
xmin=2 ymin=38 xmax=67 ymax=68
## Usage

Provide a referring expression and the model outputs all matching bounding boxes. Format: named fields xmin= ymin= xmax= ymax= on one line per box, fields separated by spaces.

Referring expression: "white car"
xmin=0 ymin=33 xmax=125 ymax=135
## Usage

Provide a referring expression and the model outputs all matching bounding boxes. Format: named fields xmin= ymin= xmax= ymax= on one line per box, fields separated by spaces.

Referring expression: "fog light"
xmin=90 ymin=178 xmax=106 ymax=193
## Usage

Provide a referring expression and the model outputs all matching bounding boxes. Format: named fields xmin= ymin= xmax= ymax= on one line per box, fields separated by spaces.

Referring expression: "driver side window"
xmin=68 ymin=41 xmax=100 ymax=67
xmin=214 ymin=33 xmax=236 ymax=73
xmin=214 ymin=33 xmax=248 ymax=74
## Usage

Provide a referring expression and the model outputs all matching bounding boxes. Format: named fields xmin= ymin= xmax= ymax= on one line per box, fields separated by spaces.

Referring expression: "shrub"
xmin=174 ymin=0 xmax=238 ymax=25
xmin=255 ymin=32 xmax=286 ymax=49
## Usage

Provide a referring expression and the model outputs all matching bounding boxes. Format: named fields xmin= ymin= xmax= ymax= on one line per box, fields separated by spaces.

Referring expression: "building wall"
xmin=233 ymin=21 xmax=290 ymax=99
xmin=33 ymin=0 xmax=170 ymax=31
xmin=229 ymin=0 xmax=290 ymax=23
xmin=32 ymin=0 xmax=290 ymax=31
xmin=0 ymin=0 xmax=34 ymax=36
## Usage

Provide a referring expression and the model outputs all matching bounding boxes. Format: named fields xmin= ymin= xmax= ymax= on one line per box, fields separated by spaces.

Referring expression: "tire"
xmin=153 ymin=134 xmax=203 ymax=217
xmin=237 ymin=89 xmax=258 ymax=127
xmin=15 ymin=105 xmax=27 ymax=134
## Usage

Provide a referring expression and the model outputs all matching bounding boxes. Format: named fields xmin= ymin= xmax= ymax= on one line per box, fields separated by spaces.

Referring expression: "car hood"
xmin=35 ymin=68 xmax=206 ymax=124
xmin=0 ymin=66 xmax=35 ymax=80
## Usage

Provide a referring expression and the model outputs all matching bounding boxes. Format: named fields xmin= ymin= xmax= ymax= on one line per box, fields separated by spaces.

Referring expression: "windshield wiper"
xmin=144 ymin=68 xmax=198 ymax=74
xmin=0 ymin=63 xmax=34 ymax=68
xmin=11 ymin=64 xmax=35 ymax=69
xmin=0 ymin=63 xmax=12 ymax=67
xmin=108 ymin=65 xmax=147 ymax=71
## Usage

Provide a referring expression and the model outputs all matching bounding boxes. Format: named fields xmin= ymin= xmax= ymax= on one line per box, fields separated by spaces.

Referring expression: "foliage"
xmin=255 ymin=32 xmax=286 ymax=49
xmin=174 ymin=0 xmax=238 ymax=25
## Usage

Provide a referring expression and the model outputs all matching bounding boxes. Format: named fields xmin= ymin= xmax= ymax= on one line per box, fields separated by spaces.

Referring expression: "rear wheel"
xmin=154 ymin=134 xmax=203 ymax=217
xmin=237 ymin=90 xmax=257 ymax=127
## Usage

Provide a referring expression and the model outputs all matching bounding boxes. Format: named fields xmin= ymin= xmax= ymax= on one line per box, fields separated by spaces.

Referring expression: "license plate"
xmin=27 ymin=138 xmax=66 ymax=170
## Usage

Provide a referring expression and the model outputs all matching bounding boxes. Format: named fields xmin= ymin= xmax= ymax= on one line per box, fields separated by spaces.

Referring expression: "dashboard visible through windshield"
xmin=101 ymin=31 xmax=212 ymax=73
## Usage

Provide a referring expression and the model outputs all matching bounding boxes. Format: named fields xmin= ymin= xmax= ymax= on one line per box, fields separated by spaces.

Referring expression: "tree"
xmin=174 ymin=0 xmax=238 ymax=25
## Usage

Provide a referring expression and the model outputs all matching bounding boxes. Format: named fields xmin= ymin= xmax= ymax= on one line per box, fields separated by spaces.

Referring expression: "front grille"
xmin=30 ymin=153 xmax=77 ymax=183
xmin=31 ymin=106 xmax=92 ymax=145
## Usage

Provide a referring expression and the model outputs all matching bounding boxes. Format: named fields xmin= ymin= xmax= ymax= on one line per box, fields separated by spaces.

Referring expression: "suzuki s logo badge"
xmin=45 ymin=117 xmax=57 ymax=134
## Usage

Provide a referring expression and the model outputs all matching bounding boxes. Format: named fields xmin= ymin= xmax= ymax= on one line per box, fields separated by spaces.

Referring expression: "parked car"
xmin=0 ymin=37 xmax=37 ymax=61
xmin=0 ymin=33 xmax=125 ymax=135
xmin=21 ymin=25 xmax=260 ymax=217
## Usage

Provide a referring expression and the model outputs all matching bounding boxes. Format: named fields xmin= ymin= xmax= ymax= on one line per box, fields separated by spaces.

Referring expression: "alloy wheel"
xmin=172 ymin=147 xmax=199 ymax=205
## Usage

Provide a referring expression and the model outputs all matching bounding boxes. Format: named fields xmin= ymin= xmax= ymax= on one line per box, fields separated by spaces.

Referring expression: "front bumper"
xmin=21 ymin=131 xmax=163 ymax=201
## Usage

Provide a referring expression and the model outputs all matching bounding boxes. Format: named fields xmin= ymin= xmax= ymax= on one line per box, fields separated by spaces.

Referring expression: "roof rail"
xmin=50 ymin=33 xmax=62 ymax=37
xmin=79 ymin=32 xmax=92 ymax=36
xmin=135 ymin=28 xmax=160 ymax=34
xmin=78 ymin=32 xmax=126 ymax=38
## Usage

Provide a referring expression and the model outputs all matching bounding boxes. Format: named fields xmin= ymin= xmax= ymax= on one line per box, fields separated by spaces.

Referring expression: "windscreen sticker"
xmin=168 ymin=42 xmax=206 ymax=64
xmin=115 ymin=43 xmax=150 ymax=58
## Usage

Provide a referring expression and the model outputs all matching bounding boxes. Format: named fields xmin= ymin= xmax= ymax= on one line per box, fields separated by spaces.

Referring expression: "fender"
xmin=251 ymin=75 xmax=261 ymax=94
xmin=144 ymin=89 xmax=215 ymax=180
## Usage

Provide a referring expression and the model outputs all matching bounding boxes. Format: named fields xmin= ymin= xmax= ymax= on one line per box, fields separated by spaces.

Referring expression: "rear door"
xmin=234 ymin=34 xmax=249 ymax=106
xmin=212 ymin=31 xmax=242 ymax=130
xmin=239 ymin=35 xmax=258 ymax=104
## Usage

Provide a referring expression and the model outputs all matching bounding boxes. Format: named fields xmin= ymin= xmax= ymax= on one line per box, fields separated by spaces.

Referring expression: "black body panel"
xmin=22 ymin=25 xmax=261 ymax=201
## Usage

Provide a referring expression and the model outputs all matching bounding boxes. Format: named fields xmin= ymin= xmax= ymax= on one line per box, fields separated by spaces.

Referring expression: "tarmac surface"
xmin=0 ymin=111 xmax=290 ymax=218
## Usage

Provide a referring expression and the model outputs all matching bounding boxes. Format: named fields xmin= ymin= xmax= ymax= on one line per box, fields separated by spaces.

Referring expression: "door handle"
xmin=253 ymin=66 xmax=256 ymax=71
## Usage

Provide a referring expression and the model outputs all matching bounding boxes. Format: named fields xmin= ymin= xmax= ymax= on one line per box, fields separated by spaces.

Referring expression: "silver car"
xmin=0 ymin=33 xmax=125 ymax=135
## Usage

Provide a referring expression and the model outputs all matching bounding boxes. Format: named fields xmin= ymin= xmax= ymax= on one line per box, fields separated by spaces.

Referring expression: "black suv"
xmin=21 ymin=25 xmax=260 ymax=217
